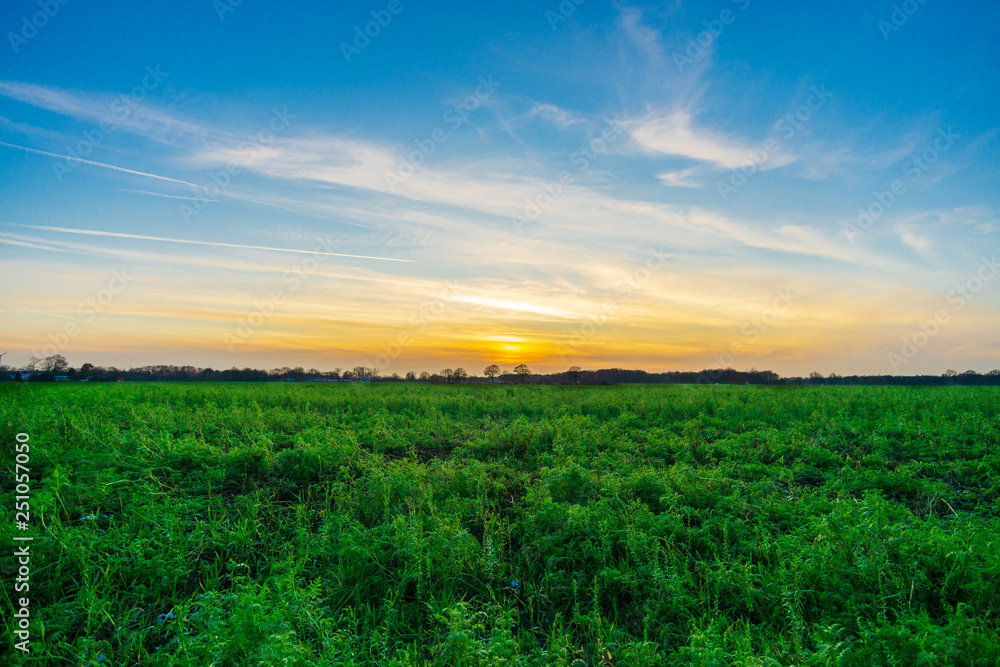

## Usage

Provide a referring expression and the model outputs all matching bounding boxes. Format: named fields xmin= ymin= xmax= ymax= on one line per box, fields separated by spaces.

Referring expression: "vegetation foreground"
xmin=2 ymin=383 xmax=999 ymax=666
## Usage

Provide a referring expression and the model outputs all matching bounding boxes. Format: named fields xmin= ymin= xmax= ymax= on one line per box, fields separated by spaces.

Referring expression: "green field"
xmin=2 ymin=383 xmax=999 ymax=665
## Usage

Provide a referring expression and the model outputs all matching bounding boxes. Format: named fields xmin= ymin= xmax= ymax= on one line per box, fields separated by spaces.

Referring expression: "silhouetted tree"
xmin=40 ymin=354 xmax=69 ymax=374
xmin=514 ymin=363 xmax=530 ymax=384
xmin=484 ymin=364 xmax=500 ymax=382
xmin=567 ymin=366 xmax=581 ymax=383
xmin=453 ymin=368 xmax=468 ymax=383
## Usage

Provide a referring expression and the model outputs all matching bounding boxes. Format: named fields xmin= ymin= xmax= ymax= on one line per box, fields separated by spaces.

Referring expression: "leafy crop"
xmin=2 ymin=383 xmax=998 ymax=665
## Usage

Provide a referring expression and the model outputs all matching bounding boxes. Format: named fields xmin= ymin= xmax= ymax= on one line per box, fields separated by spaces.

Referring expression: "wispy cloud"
xmin=0 ymin=80 xmax=224 ymax=147
xmin=527 ymin=103 xmax=587 ymax=128
xmin=0 ymin=115 xmax=63 ymax=140
xmin=8 ymin=224 xmax=416 ymax=263
xmin=629 ymin=109 xmax=796 ymax=170
xmin=895 ymin=225 xmax=935 ymax=261
xmin=0 ymin=301 xmax=127 ymax=331
xmin=657 ymin=166 xmax=704 ymax=188
xmin=619 ymin=7 xmax=665 ymax=66
xmin=118 ymin=188 xmax=217 ymax=202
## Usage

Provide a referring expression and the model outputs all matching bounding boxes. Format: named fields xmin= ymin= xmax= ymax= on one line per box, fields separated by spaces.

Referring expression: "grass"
xmin=2 ymin=382 xmax=999 ymax=665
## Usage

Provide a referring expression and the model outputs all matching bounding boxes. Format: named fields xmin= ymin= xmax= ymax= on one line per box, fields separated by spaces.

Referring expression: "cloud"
xmin=657 ymin=166 xmax=704 ymax=188
xmin=0 ymin=80 xmax=224 ymax=147
xmin=0 ymin=139 xmax=207 ymax=188
xmin=619 ymin=7 xmax=665 ymax=66
xmin=527 ymin=103 xmax=587 ymax=128
xmin=118 ymin=188 xmax=217 ymax=202
xmin=0 ymin=301 xmax=127 ymax=331
xmin=0 ymin=115 xmax=63 ymax=140
xmin=629 ymin=109 xmax=796 ymax=170
xmin=9 ymin=224 xmax=415 ymax=263
xmin=895 ymin=225 xmax=935 ymax=261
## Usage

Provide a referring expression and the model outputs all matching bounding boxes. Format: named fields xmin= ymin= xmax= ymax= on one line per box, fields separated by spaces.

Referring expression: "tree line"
xmin=4 ymin=355 xmax=999 ymax=385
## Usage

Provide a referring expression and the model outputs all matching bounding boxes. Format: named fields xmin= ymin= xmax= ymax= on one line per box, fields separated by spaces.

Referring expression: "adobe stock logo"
xmin=845 ymin=127 xmax=958 ymax=243
xmin=32 ymin=269 xmax=132 ymax=358
xmin=672 ymin=0 xmax=751 ymax=73
xmin=546 ymin=0 xmax=586 ymax=30
xmin=384 ymin=76 xmax=499 ymax=191
xmin=53 ymin=66 xmax=169 ymax=182
xmin=511 ymin=120 xmax=623 ymax=234
xmin=886 ymin=256 xmax=998 ymax=371
xmin=7 ymin=0 xmax=71 ymax=54
xmin=878 ymin=0 xmax=931 ymax=40
xmin=364 ymin=280 xmax=462 ymax=373
xmin=700 ymin=288 xmax=798 ymax=381
xmin=716 ymin=85 xmax=833 ymax=202
xmin=555 ymin=246 xmax=668 ymax=361
xmin=340 ymin=0 xmax=412 ymax=64
xmin=180 ymin=107 xmax=295 ymax=223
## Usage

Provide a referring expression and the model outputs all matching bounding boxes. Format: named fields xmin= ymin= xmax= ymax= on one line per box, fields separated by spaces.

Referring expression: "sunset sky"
xmin=1 ymin=0 xmax=998 ymax=376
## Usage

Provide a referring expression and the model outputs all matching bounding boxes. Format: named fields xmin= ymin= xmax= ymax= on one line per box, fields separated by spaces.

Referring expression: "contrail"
xmin=118 ymin=188 xmax=217 ymax=202
xmin=0 ymin=140 xmax=379 ymax=231
xmin=209 ymin=192 xmax=379 ymax=230
xmin=0 ymin=302 xmax=127 ymax=331
xmin=0 ymin=140 xmax=206 ymax=188
xmin=12 ymin=224 xmax=416 ymax=263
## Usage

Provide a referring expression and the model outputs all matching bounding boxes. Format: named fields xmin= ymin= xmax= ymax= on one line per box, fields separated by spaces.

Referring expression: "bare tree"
xmin=405 ymin=371 xmax=416 ymax=381
xmin=441 ymin=368 xmax=454 ymax=383
xmin=453 ymin=368 xmax=468 ymax=383
xmin=567 ymin=366 xmax=581 ymax=383
xmin=484 ymin=364 xmax=501 ymax=382
xmin=419 ymin=371 xmax=430 ymax=381
xmin=353 ymin=365 xmax=368 ymax=380
xmin=514 ymin=363 xmax=530 ymax=384
xmin=41 ymin=354 xmax=69 ymax=373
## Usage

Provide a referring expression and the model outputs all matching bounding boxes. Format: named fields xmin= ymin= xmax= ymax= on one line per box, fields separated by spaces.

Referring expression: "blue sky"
xmin=1 ymin=0 xmax=998 ymax=376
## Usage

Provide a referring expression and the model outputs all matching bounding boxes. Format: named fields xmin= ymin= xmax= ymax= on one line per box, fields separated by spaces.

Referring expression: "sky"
xmin=0 ymin=0 xmax=998 ymax=377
